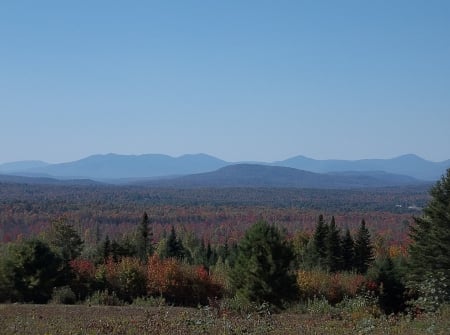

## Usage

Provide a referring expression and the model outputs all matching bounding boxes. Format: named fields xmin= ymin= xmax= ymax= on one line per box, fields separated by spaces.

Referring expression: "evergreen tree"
xmin=354 ymin=219 xmax=374 ymax=274
xmin=341 ymin=228 xmax=355 ymax=271
xmin=376 ymin=256 xmax=406 ymax=314
xmin=136 ymin=212 xmax=153 ymax=261
xmin=325 ymin=216 xmax=342 ymax=272
xmin=306 ymin=214 xmax=329 ymax=269
xmin=230 ymin=220 xmax=296 ymax=308
xmin=408 ymin=169 xmax=450 ymax=294
xmin=97 ymin=235 xmax=111 ymax=262
xmin=160 ymin=226 xmax=185 ymax=259
xmin=3 ymin=239 xmax=61 ymax=303
xmin=47 ymin=218 xmax=84 ymax=263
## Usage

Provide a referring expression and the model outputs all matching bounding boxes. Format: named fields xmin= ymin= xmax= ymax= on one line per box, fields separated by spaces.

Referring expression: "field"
xmin=1 ymin=303 xmax=449 ymax=335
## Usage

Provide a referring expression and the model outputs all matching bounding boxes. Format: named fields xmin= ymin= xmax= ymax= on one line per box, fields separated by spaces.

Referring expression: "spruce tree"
xmin=230 ymin=220 xmax=296 ymax=308
xmin=325 ymin=216 xmax=342 ymax=272
xmin=341 ymin=228 xmax=355 ymax=271
xmin=354 ymin=219 xmax=374 ymax=274
xmin=376 ymin=256 xmax=406 ymax=314
xmin=408 ymin=169 xmax=450 ymax=294
xmin=137 ymin=212 xmax=153 ymax=261
xmin=161 ymin=226 xmax=185 ymax=259
xmin=311 ymin=214 xmax=329 ymax=268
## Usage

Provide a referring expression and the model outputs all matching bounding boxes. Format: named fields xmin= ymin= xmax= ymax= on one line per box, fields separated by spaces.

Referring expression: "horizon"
xmin=1 ymin=1 xmax=450 ymax=164
xmin=1 ymin=151 xmax=449 ymax=166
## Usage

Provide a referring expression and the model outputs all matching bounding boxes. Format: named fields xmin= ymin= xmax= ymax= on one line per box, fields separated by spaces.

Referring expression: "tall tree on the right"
xmin=408 ymin=169 xmax=450 ymax=295
xmin=353 ymin=219 xmax=374 ymax=274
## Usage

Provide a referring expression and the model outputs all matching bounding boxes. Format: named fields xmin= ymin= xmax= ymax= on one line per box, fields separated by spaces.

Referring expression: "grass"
xmin=0 ymin=303 xmax=449 ymax=334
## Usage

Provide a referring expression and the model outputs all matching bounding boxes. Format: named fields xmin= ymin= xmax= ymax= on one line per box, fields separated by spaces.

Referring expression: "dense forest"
xmin=0 ymin=183 xmax=429 ymax=246
xmin=1 ymin=175 xmax=448 ymax=317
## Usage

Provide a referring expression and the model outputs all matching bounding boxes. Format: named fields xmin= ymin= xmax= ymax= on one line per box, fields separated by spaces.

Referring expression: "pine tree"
xmin=354 ymin=219 xmax=374 ymax=274
xmin=230 ymin=220 xmax=296 ymax=308
xmin=341 ymin=228 xmax=355 ymax=271
xmin=325 ymin=216 xmax=342 ymax=272
xmin=408 ymin=169 xmax=450 ymax=294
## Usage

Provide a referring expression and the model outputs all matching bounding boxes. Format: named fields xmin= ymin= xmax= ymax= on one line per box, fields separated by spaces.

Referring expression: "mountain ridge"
xmin=0 ymin=153 xmax=448 ymax=181
xmin=144 ymin=164 xmax=425 ymax=189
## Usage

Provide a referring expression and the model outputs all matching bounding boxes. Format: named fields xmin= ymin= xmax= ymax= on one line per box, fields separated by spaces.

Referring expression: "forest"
xmin=0 ymin=175 xmax=448 ymax=334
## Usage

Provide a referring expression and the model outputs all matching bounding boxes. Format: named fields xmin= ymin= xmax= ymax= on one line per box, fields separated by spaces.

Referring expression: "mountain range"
xmin=0 ymin=153 xmax=448 ymax=188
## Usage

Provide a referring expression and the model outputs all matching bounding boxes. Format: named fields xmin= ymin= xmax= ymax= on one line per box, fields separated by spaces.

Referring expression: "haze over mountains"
xmin=0 ymin=153 xmax=448 ymax=188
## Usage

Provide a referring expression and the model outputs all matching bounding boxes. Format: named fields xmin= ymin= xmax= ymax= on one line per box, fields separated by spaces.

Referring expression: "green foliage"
xmin=88 ymin=290 xmax=124 ymax=306
xmin=354 ymin=219 xmax=374 ymax=274
xmin=408 ymin=271 xmax=449 ymax=313
xmin=408 ymin=169 xmax=450 ymax=295
xmin=1 ymin=239 xmax=62 ymax=303
xmin=47 ymin=218 xmax=84 ymax=263
xmin=136 ymin=212 xmax=153 ymax=261
xmin=51 ymin=285 xmax=77 ymax=305
xmin=230 ymin=220 xmax=297 ymax=308
xmin=341 ymin=228 xmax=355 ymax=271
xmin=325 ymin=216 xmax=342 ymax=272
xmin=370 ymin=256 xmax=406 ymax=314
xmin=158 ymin=226 xmax=187 ymax=260
xmin=313 ymin=214 xmax=329 ymax=265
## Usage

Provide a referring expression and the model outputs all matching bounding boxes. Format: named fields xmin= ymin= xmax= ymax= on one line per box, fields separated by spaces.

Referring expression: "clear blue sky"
xmin=1 ymin=1 xmax=449 ymax=164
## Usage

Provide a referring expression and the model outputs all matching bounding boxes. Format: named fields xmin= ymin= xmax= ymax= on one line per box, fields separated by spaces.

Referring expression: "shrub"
xmin=88 ymin=290 xmax=124 ymax=306
xmin=297 ymin=269 xmax=366 ymax=304
xmin=103 ymin=257 xmax=147 ymax=303
xmin=147 ymin=255 xmax=223 ymax=306
xmin=51 ymin=286 xmax=76 ymax=304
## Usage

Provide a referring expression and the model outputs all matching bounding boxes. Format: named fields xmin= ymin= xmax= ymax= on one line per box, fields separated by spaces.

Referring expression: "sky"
xmin=1 ymin=1 xmax=450 ymax=164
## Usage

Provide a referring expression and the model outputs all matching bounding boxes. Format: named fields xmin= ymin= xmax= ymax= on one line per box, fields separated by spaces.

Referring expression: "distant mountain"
xmin=145 ymin=164 xmax=424 ymax=189
xmin=1 ymin=153 xmax=448 ymax=182
xmin=0 ymin=174 xmax=100 ymax=186
xmin=24 ymin=153 xmax=228 ymax=180
xmin=275 ymin=154 xmax=450 ymax=181
xmin=0 ymin=160 xmax=49 ymax=173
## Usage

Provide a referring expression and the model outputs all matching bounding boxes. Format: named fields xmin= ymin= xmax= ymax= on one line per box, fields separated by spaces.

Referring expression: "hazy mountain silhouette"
xmin=275 ymin=154 xmax=450 ymax=181
xmin=145 ymin=164 xmax=424 ymax=189
xmin=22 ymin=153 xmax=228 ymax=180
xmin=0 ymin=160 xmax=49 ymax=173
xmin=1 ymin=153 xmax=448 ymax=182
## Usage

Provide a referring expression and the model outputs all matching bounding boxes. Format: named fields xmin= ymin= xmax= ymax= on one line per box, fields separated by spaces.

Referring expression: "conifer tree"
xmin=325 ymin=216 xmax=342 ymax=272
xmin=160 ymin=226 xmax=185 ymax=259
xmin=311 ymin=214 xmax=329 ymax=268
xmin=230 ymin=220 xmax=296 ymax=308
xmin=341 ymin=228 xmax=355 ymax=271
xmin=408 ymin=169 xmax=450 ymax=294
xmin=137 ymin=212 xmax=153 ymax=261
xmin=354 ymin=219 xmax=374 ymax=274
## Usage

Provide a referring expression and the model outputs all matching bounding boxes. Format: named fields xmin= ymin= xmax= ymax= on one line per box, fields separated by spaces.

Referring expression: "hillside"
xmin=146 ymin=164 xmax=423 ymax=189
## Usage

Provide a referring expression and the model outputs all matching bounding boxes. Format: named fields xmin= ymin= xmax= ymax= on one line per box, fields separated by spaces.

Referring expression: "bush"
xmin=51 ymin=286 xmax=76 ymax=304
xmin=88 ymin=290 xmax=124 ymax=306
xmin=408 ymin=272 xmax=449 ymax=314
xmin=297 ymin=269 xmax=366 ymax=304
xmin=102 ymin=257 xmax=147 ymax=303
xmin=147 ymin=255 xmax=223 ymax=306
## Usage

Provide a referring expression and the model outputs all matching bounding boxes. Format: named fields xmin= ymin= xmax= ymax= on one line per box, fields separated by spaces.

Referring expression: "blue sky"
xmin=1 ymin=1 xmax=449 ymax=164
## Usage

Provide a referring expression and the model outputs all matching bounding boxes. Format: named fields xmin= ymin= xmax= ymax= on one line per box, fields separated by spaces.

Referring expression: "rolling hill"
xmin=145 ymin=164 xmax=425 ymax=189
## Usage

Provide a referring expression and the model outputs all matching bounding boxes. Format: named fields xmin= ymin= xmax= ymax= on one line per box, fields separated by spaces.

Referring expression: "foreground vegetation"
xmin=1 ymin=302 xmax=449 ymax=335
